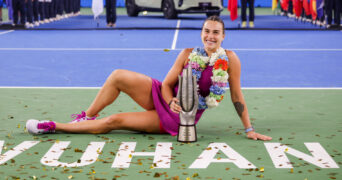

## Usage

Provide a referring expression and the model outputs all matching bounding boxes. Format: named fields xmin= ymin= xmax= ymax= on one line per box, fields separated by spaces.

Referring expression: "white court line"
xmin=0 ymin=30 xmax=14 ymax=35
xmin=0 ymin=48 xmax=341 ymax=51
xmin=0 ymin=48 xmax=171 ymax=51
xmin=171 ymin=20 xmax=181 ymax=50
xmin=0 ymin=86 xmax=341 ymax=90
xmin=230 ymin=48 xmax=342 ymax=51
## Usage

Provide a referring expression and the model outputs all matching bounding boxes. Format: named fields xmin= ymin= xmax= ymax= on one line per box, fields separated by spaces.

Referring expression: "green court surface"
xmin=0 ymin=88 xmax=341 ymax=180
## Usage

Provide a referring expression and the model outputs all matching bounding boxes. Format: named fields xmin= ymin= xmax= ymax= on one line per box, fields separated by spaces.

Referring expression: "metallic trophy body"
xmin=176 ymin=65 xmax=199 ymax=143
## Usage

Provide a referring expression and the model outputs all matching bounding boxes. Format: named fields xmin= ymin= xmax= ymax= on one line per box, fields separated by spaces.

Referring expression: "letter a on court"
xmin=189 ymin=143 xmax=256 ymax=169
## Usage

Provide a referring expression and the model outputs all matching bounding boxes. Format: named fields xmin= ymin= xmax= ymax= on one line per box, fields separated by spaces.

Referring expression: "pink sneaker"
xmin=70 ymin=111 xmax=97 ymax=123
xmin=26 ymin=119 xmax=56 ymax=135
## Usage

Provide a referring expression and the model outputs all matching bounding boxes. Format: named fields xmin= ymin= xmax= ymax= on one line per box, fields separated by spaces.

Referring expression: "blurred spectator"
xmin=26 ymin=0 xmax=34 ymax=27
xmin=325 ymin=0 xmax=341 ymax=28
xmin=33 ymin=0 xmax=39 ymax=25
xmin=106 ymin=0 xmax=116 ymax=27
xmin=0 ymin=0 xmax=3 ymax=24
xmin=13 ymin=0 xmax=26 ymax=26
xmin=241 ymin=0 xmax=255 ymax=28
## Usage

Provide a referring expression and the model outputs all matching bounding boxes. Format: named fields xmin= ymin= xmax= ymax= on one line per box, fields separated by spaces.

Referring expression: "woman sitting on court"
xmin=26 ymin=16 xmax=272 ymax=141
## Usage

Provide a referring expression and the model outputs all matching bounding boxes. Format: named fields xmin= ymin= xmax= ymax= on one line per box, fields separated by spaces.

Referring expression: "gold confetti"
xmin=56 ymin=139 xmax=60 ymax=143
xmin=205 ymin=147 xmax=212 ymax=150
xmin=142 ymin=11 xmax=148 ymax=15
xmin=153 ymin=172 xmax=160 ymax=177
xmin=192 ymin=173 xmax=199 ymax=177
xmin=68 ymin=175 xmax=73 ymax=179
xmin=259 ymin=167 xmax=264 ymax=172
xmin=285 ymin=148 xmax=289 ymax=152
xmin=186 ymin=177 xmax=191 ymax=180
xmin=163 ymin=49 xmax=170 ymax=52
xmin=129 ymin=154 xmax=132 ymax=158
xmin=172 ymin=176 xmax=180 ymax=180
xmin=74 ymin=148 xmax=83 ymax=153
xmin=290 ymin=168 xmax=294 ymax=173
xmin=256 ymin=174 xmax=263 ymax=178
xmin=17 ymin=124 xmax=21 ymax=128
xmin=91 ymin=169 xmax=96 ymax=174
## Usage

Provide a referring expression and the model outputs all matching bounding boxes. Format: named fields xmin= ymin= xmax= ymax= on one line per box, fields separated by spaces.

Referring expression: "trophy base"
xmin=177 ymin=125 xmax=197 ymax=143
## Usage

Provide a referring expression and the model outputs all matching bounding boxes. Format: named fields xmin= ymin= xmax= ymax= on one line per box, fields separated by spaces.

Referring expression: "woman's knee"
xmin=88 ymin=115 xmax=122 ymax=134
xmin=104 ymin=114 xmax=123 ymax=130
xmin=110 ymin=69 xmax=126 ymax=82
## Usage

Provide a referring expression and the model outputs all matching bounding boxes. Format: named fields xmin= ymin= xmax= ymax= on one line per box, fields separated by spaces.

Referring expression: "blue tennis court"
xmin=0 ymin=21 xmax=341 ymax=87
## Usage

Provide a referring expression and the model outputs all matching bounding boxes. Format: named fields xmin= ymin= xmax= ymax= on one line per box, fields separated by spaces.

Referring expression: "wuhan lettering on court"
xmin=0 ymin=141 xmax=339 ymax=169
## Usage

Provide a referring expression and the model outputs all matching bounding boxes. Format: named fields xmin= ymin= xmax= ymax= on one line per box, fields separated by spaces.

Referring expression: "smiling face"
xmin=201 ymin=20 xmax=225 ymax=54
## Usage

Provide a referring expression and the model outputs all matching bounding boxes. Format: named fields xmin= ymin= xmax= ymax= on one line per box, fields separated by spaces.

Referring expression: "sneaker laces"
xmin=71 ymin=111 xmax=87 ymax=120
xmin=37 ymin=121 xmax=56 ymax=132
xmin=70 ymin=111 xmax=97 ymax=123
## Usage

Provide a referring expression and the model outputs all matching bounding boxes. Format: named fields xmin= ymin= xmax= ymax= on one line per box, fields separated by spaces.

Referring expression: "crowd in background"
xmin=0 ymin=0 xmax=81 ymax=27
xmin=276 ymin=0 xmax=341 ymax=28
xmin=0 ymin=0 xmax=341 ymax=29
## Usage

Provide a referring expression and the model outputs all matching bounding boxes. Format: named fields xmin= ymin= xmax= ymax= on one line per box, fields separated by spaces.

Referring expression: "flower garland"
xmin=186 ymin=47 xmax=229 ymax=110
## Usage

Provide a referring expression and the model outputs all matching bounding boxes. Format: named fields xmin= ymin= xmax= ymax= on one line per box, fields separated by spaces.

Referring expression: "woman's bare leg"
xmin=85 ymin=69 xmax=155 ymax=117
xmin=56 ymin=110 xmax=162 ymax=134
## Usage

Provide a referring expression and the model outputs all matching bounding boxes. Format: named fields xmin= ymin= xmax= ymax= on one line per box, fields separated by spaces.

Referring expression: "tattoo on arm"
xmin=234 ymin=102 xmax=244 ymax=117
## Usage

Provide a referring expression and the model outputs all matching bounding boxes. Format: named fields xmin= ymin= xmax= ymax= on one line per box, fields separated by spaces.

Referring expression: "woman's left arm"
xmin=226 ymin=50 xmax=272 ymax=141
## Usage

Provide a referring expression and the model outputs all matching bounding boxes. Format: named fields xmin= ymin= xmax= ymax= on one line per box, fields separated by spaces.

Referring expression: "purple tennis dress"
xmin=151 ymin=66 xmax=214 ymax=136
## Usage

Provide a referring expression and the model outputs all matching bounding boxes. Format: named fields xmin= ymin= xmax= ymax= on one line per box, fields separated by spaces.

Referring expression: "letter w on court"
xmin=0 ymin=141 xmax=39 ymax=164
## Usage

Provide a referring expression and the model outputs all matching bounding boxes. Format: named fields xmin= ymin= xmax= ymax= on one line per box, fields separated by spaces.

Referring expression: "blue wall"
xmin=81 ymin=0 xmax=272 ymax=8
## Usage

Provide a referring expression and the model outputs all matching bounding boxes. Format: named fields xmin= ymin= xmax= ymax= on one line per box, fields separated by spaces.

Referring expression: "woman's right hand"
xmin=169 ymin=97 xmax=182 ymax=114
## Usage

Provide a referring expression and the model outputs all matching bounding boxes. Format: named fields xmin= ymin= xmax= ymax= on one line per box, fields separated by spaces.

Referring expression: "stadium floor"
xmin=0 ymin=88 xmax=341 ymax=179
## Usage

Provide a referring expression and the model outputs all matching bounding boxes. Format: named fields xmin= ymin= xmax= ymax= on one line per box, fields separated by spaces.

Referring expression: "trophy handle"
xmin=176 ymin=75 xmax=182 ymax=107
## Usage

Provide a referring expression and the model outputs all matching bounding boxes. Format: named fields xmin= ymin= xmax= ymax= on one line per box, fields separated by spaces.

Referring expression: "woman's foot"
xmin=249 ymin=21 xmax=254 ymax=28
xmin=107 ymin=23 xmax=113 ymax=27
xmin=26 ymin=120 xmax=56 ymax=135
xmin=241 ymin=21 xmax=247 ymax=28
xmin=70 ymin=111 xmax=97 ymax=123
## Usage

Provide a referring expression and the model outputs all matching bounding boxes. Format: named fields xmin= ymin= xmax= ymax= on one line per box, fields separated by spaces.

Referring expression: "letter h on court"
xmin=112 ymin=142 xmax=172 ymax=168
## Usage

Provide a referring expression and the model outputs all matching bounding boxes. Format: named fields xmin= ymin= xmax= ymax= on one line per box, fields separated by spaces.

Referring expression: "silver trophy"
xmin=176 ymin=65 xmax=199 ymax=143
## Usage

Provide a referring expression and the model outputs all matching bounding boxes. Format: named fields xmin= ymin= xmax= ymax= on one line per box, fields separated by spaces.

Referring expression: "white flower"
xmin=206 ymin=96 xmax=219 ymax=108
xmin=211 ymin=74 xmax=228 ymax=83
xmin=209 ymin=52 xmax=219 ymax=66
xmin=217 ymin=47 xmax=226 ymax=55
xmin=209 ymin=47 xmax=226 ymax=66
xmin=189 ymin=52 xmax=198 ymax=60
xmin=200 ymin=56 xmax=209 ymax=64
